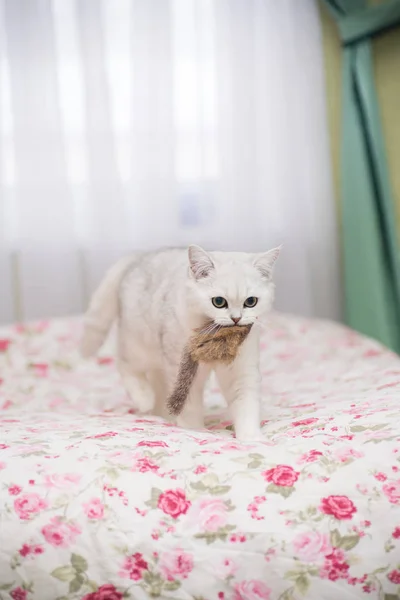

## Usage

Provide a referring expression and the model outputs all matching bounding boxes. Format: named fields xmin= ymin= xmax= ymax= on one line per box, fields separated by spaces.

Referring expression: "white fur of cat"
xmin=81 ymin=246 xmax=280 ymax=441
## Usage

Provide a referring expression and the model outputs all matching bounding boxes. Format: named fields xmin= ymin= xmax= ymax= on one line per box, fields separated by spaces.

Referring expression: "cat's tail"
xmin=80 ymin=255 xmax=134 ymax=358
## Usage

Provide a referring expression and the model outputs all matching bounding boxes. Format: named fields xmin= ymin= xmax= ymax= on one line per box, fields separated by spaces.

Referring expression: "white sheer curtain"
xmin=0 ymin=0 xmax=341 ymax=324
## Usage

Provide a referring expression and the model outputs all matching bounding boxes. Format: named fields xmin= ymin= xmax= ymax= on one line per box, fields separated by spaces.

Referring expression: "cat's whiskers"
xmin=198 ymin=323 xmax=213 ymax=336
xmin=205 ymin=325 xmax=221 ymax=338
xmin=199 ymin=321 xmax=219 ymax=336
xmin=209 ymin=323 xmax=222 ymax=338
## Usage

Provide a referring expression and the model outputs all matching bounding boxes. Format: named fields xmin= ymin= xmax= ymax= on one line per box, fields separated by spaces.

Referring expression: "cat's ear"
xmin=188 ymin=245 xmax=215 ymax=280
xmin=254 ymin=246 xmax=281 ymax=280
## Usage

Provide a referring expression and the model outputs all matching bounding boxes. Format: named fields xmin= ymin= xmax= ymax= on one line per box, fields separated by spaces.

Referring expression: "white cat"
xmin=81 ymin=246 xmax=280 ymax=441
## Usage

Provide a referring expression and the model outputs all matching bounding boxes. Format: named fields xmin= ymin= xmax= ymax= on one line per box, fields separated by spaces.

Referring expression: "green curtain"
xmin=323 ymin=0 xmax=400 ymax=352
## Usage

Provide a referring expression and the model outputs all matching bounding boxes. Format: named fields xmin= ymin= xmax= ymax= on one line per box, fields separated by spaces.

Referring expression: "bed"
xmin=1 ymin=313 xmax=400 ymax=600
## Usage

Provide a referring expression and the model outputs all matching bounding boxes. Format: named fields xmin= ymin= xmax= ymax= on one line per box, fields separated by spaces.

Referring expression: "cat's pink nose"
xmin=231 ymin=317 xmax=241 ymax=324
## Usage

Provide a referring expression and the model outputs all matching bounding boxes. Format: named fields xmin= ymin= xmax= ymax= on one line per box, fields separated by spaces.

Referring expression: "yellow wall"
xmin=319 ymin=2 xmax=342 ymax=214
xmin=319 ymin=1 xmax=400 ymax=233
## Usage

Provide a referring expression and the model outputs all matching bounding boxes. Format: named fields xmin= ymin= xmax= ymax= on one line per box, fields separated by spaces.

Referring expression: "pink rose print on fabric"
xmin=216 ymin=558 xmax=238 ymax=579
xmin=392 ymin=527 xmax=400 ymax=539
xmin=363 ymin=348 xmax=381 ymax=358
xmin=364 ymin=430 xmax=392 ymax=442
xmin=320 ymin=548 xmax=349 ymax=581
xmin=221 ymin=441 xmax=246 ymax=451
xmin=247 ymin=495 xmax=267 ymax=520
xmin=82 ymin=584 xmax=123 ymax=600
xmin=388 ymin=570 xmax=400 ymax=584
xmin=10 ymin=588 xmax=27 ymax=600
xmin=120 ymin=553 xmax=148 ymax=581
xmin=320 ymin=496 xmax=357 ymax=520
xmin=8 ymin=484 xmax=22 ymax=496
xmin=334 ymin=447 xmax=364 ymax=462
xmin=14 ymin=493 xmax=48 ymax=520
xmin=0 ymin=338 xmax=12 ymax=352
xmin=194 ymin=465 xmax=207 ymax=474
xmin=292 ymin=418 xmax=318 ymax=427
xmin=133 ymin=457 xmax=159 ymax=473
xmin=30 ymin=362 xmax=49 ymax=377
xmin=157 ymin=489 xmax=191 ymax=518
xmin=383 ymin=481 xmax=400 ymax=504
xmin=97 ymin=356 xmax=114 ymax=366
xmin=2 ymin=311 xmax=400 ymax=598
xmin=41 ymin=517 xmax=81 ymax=547
xmin=298 ymin=450 xmax=323 ymax=464
xmin=90 ymin=431 xmax=119 ymax=439
xmin=83 ymin=498 xmax=105 ymax=520
xmin=188 ymin=498 xmax=228 ymax=531
xmin=158 ymin=548 xmax=194 ymax=581
xmin=43 ymin=473 xmax=81 ymax=488
xmin=19 ymin=543 xmax=44 ymax=557
xmin=233 ymin=580 xmax=271 ymax=600
xmin=137 ymin=440 xmax=168 ymax=448
xmin=293 ymin=531 xmax=331 ymax=562
xmin=263 ymin=465 xmax=299 ymax=487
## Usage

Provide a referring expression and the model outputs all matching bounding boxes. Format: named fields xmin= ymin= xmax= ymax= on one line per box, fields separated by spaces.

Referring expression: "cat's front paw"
xmin=122 ymin=375 xmax=155 ymax=413
xmin=176 ymin=415 xmax=205 ymax=431
xmin=235 ymin=428 xmax=264 ymax=443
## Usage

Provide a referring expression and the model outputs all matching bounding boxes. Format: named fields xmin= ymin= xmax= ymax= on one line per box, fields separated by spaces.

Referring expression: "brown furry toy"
xmin=167 ymin=323 xmax=252 ymax=417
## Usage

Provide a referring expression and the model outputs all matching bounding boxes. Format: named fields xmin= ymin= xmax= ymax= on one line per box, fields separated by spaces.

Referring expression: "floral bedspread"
xmin=1 ymin=314 xmax=400 ymax=600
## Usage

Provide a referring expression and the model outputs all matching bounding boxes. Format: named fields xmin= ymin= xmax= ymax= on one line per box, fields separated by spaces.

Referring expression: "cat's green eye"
xmin=212 ymin=296 xmax=228 ymax=309
xmin=244 ymin=296 xmax=258 ymax=308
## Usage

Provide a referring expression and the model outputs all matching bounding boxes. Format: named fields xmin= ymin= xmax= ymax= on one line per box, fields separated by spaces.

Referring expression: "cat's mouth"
xmin=221 ymin=319 xmax=254 ymax=328
xmin=199 ymin=320 xmax=250 ymax=334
